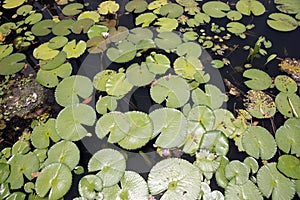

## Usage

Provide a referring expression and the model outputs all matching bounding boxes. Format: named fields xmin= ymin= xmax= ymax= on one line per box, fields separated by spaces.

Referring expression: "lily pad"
xmin=0 ymin=53 xmax=25 ymax=75
xmin=0 ymin=44 xmax=13 ymax=60
xmin=125 ymin=0 xmax=148 ymax=13
xmin=176 ymin=42 xmax=202 ymax=58
xmin=35 ymin=163 xmax=72 ymax=200
xmin=243 ymin=157 xmax=259 ymax=174
xmin=0 ymin=163 xmax=10 ymax=183
xmin=150 ymin=75 xmax=190 ymax=108
xmin=56 ymin=104 xmax=96 ymax=141
xmin=96 ymin=96 xmax=117 ymax=115
xmin=154 ymin=31 xmax=182 ymax=51
xmin=174 ymin=56 xmax=204 ymax=80
xmin=225 ymin=160 xmax=250 ymax=185
xmin=2 ymin=0 xmax=25 ymax=9
xmin=145 ymin=53 xmax=171 ymax=74
xmin=88 ymin=148 xmax=126 ymax=187
xmin=98 ymin=1 xmax=120 ymax=15
xmin=126 ymin=27 xmax=153 ymax=44
xmin=78 ymin=175 xmax=103 ymax=199
xmin=87 ymin=24 xmax=109 ymax=39
xmin=106 ymin=73 xmax=133 ymax=97
xmin=40 ymin=51 xmax=67 ymax=70
xmin=257 ymin=163 xmax=295 ymax=200
xmin=33 ymin=43 xmax=59 ymax=60
xmin=267 ymin=13 xmax=298 ymax=32
xmin=126 ymin=63 xmax=155 ymax=86
xmin=93 ymin=70 xmax=117 ymax=91
xmin=211 ymin=60 xmax=225 ymax=69
xmin=194 ymin=13 xmax=211 ymax=24
xmin=149 ymin=108 xmax=187 ymax=148
xmin=62 ymin=3 xmax=84 ymax=16
xmin=62 ymin=40 xmax=86 ymax=58
xmin=275 ymin=75 xmax=298 ymax=93
xmin=243 ymin=69 xmax=272 ymax=90
xmin=202 ymin=1 xmax=230 ymax=18
xmin=227 ymin=10 xmax=243 ymax=21
xmin=159 ymin=3 xmax=184 ymax=18
xmin=52 ymin=19 xmax=74 ymax=36
xmin=48 ymin=36 xmax=68 ymax=50
xmin=106 ymin=41 xmax=136 ymax=63
xmin=236 ymin=0 xmax=266 ymax=16
xmin=31 ymin=20 xmax=55 ymax=36
xmin=225 ymin=180 xmax=263 ymax=200
xmin=275 ymin=0 xmax=300 ymax=15
xmin=242 ymin=126 xmax=277 ymax=160
xmin=154 ymin=17 xmax=178 ymax=31
xmin=227 ymin=22 xmax=247 ymax=35
xmin=78 ymin=11 xmax=101 ymax=22
xmin=200 ymin=130 xmax=229 ymax=156
xmin=275 ymin=92 xmax=300 ymax=118
xmin=277 ymin=155 xmax=300 ymax=179
xmin=148 ymin=158 xmax=202 ymax=200
xmin=135 ymin=13 xmax=157 ymax=27
xmin=71 ymin=18 xmax=95 ymax=34
xmin=55 ymin=75 xmax=93 ymax=107
xmin=24 ymin=13 xmax=43 ymax=25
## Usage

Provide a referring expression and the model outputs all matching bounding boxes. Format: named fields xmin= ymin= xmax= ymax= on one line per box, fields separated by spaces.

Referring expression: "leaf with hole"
xmin=202 ymin=1 xmax=230 ymax=18
xmin=243 ymin=69 xmax=272 ymax=90
xmin=267 ymin=13 xmax=298 ymax=32
xmin=0 ymin=53 xmax=25 ymax=75
xmin=56 ymin=104 xmax=96 ymax=141
xmin=88 ymin=148 xmax=126 ymax=187
xmin=148 ymin=158 xmax=202 ymax=200
xmin=236 ymin=0 xmax=265 ymax=16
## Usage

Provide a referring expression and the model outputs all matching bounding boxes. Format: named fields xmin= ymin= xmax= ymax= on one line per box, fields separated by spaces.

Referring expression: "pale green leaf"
xmin=202 ymin=1 xmax=230 ymax=18
xmin=106 ymin=73 xmax=133 ymax=97
xmin=126 ymin=63 xmax=155 ymax=86
xmin=236 ymin=0 xmax=265 ymax=16
xmin=78 ymin=175 xmax=103 ymax=199
xmin=243 ymin=69 xmax=272 ymax=90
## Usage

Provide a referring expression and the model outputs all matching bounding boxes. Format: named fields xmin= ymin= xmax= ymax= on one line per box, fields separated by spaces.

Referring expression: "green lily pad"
xmin=242 ymin=126 xmax=277 ymax=160
xmin=227 ymin=22 xmax=247 ymax=35
xmin=87 ymin=24 xmax=109 ymax=39
xmin=48 ymin=36 xmax=68 ymax=50
xmin=118 ymin=111 xmax=153 ymax=150
xmin=106 ymin=73 xmax=133 ymax=97
xmin=62 ymin=3 xmax=84 ymax=16
xmin=35 ymin=163 xmax=72 ymax=200
xmin=98 ymin=1 xmax=120 ymax=15
xmin=148 ymin=158 xmax=202 ymax=200
xmin=154 ymin=17 xmax=178 ymax=31
xmin=174 ymin=56 xmax=204 ymax=80
xmin=257 ymin=163 xmax=295 ymax=200
xmin=96 ymin=96 xmax=117 ymax=115
xmin=213 ymin=109 xmax=236 ymax=138
xmin=52 ymin=19 xmax=74 ymax=36
xmin=243 ymin=69 xmax=272 ymax=90
xmin=40 ymin=51 xmax=67 ymax=70
xmin=159 ymin=3 xmax=184 ymax=18
xmin=187 ymin=105 xmax=215 ymax=131
xmin=11 ymin=140 xmax=30 ymax=155
xmin=31 ymin=119 xmax=60 ymax=149
xmin=88 ymin=148 xmax=126 ymax=187
xmin=62 ymin=39 xmax=86 ymax=58
xmin=78 ymin=175 xmax=103 ymax=199
xmin=17 ymin=4 xmax=33 ymax=15
xmin=225 ymin=180 xmax=263 ymax=200
xmin=106 ymin=41 xmax=136 ymax=63
xmin=0 ymin=183 xmax=10 ymax=199
xmin=145 ymin=53 xmax=170 ymax=74
xmin=277 ymin=155 xmax=300 ymax=179
xmin=55 ymin=75 xmax=93 ymax=107
xmin=126 ymin=27 xmax=153 ymax=44
xmin=56 ymin=104 xmax=96 ymax=141
xmin=71 ymin=18 xmax=95 ymax=34
xmin=243 ymin=156 xmax=259 ymax=174
xmin=135 ymin=13 xmax=158 ymax=27
xmin=176 ymin=42 xmax=202 ymax=58
xmin=267 ymin=13 xmax=298 ymax=32
xmin=0 ymin=53 xmax=25 ymax=75
xmin=6 ymin=192 xmax=26 ymax=200
xmin=275 ymin=75 xmax=298 ymax=93
xmin=125 ymin=0 xmax=148 ymax=13
xmin=275 ymin=92 xmax=300 ymax=118
xmin=0 ymin=163 xmax=10 ymax=183
xmin=43 ymin=140 xmax=80 ymax=170
xmin=33 ymin=43 xmax=59 ymax=60
xmin=149 ymin=108 xmax=187 ymax=148
xmin=194 ymin=13 xmax=211 ymax=24
xmin=36 ymin=62 xmax=72 ymax=88
xmin=225 ymin=160 xmax=250 ymax=185
xmin=7 ymin=152 xmax=39 ymax=189
xmin=0 ymin=44 xmax=13 ymax=60
xmin=202 ymin=1 xmax=230 ymax=18
xmin=275 ymin=118 xmax=300 ymax=156
xmin=2 ymin=0 xmax=25 ymax=9
xmin=150 ymin=75 xmax=190 ymax=108
xmin=78 ymin=11 xmax=101 ymax=22
xmin=227 ymin=10 xmax=243 ymax=21
xmin=211 ymin=59 xmax=225 ymax=69
xmin=126 ymin=63 xmax=155 ymax=86
xmin=93 ymin=70 xmax=117 ymax=91
xmin=31 ymin=20 xmax=56 ymax=36
xmin=275 ymin=0 xmax=300 ymax=15
xmin=154 ymin=31 xmax=182 ymax=51
xmin=200 ymin=130 xmax=229 ymax=156
xmin=25 ymin=13 xmax=43 ymax=25
xmin=236 ymin=0 xmax=266 ymax=16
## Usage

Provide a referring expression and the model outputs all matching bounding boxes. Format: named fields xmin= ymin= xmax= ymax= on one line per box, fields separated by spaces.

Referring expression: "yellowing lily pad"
xmin=33 ymin=43 xmax=59 ymax=60
xmin=3 ymin=0 xmax=25 ymax=9
xmin=98 ymin=1 xmax=120 ymax=15
xmin=62 ymin=40 xmax=86 ymax=58
xmin=236 ymin=0 xmax=266 ymax=16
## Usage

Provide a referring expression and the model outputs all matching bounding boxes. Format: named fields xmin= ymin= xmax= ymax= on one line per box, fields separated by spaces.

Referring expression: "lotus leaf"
xmin=277 ymin=155 xmax=300 ymax=179
xmin=98 ymin=1 xmax=120 ymax=15
xmin=106 ymin=73 xmax=133 ymax=97
xmin=243 ymin=156 xmax=259 ymax=174
xmin=159 ymin=3 xmax=184 ymax=18
xmin=154 ymin=17 xmax=178 ymax=31
xmin=126 ymin=63 xmax=155 ymax=86
xmin=125 ymin=0 xmax=148 ymax=13
xmin=0 ymin=53 xmax=25 ymax=75
xmin=31 ymin=119 xmax=60 ymax=149
xmin=17 ymin=5 xmax=33 ymax=16
xmin=135 ymin=13 xmax=158 ymax=27
xmin=7 ymin=152 xmax=39 ymax=189
xmin=71 ymin=18 xmax=95 ymax=34
xmin=56 ymin=104 xmax=96 ymax=141
xmin=31 ymin=20 xmax=56 ymax=36
xmin=24 ymin=13 xmax=43 ymax=25
xmin=243 ymin=68 xmax=272 ymax=90
xmin=0 ymin=183 xmax=10 ymax=199
xmin=149 ymin=108 xmax=187 ymax=148
xmin=78 ymin=175 xmax=103 ymax=199
xmin=33 ymin=43 xmax=59 ymax=60
xmin=43 ymin=140 xmax=80 ymax=170
xmin=148 ymin=158 xmax=202 ymax=200
xmin=87 ymin=24 xmax=109 ymax=39
xmin=267 ymin=13 xmax=298 ymax=32
xmin=0 ymin=44 xmax=13 ymax=60
xmin=174 ymin=56 xmax=203 ymax=80
xmin=242 ymin=126 xmax=277 ymax=160
xmin=227 ymin=10 xmax=243 ymax=21
xmin=62 ymin=3 xmax=84 ymax=16
xmin=35 ymin=163 xmax=72 ymax=200
xmin=88 ymin=148 xmax=126 ymax=187
xmin=150 ymin=75 xmax=190 ymax=108
xmin=96 ymin=96 xmax=117 ymax=115
xmin=48 ymin=36 xmax=68 ymax=50
xmin=93 ymin=70 xmax=117 ymax=91
xmin=118 ymin=111 xmax=153 ymax=150
xmin=275 ymin=92 xmax=300 ymax=117
xmin=275 ymin=75 xmax=298 ymax=93
xmin=244 ymin=90 xmax=276 ymax=118
xmin=257 ymin=163 xmax=295 ymax=199
xmin=192 ymin=84 xmax=228 ymax=110
xmin=145 ymin=53 xmax=170 ymax=74
xmin=95 ymin=111 xmax=130 ymax=143
xmin=115 ymin=171 xmax=149 ymax=200
xmin=106 ymin=41 xmax=136 ymax=63
xmin=202 ymin=1 xmax=230 ymax=18
xmin=275 ymin=118 xmax=300 ymax=156
xmin=2 ymin=0 xmax=25 ymax=9
xmin=55 ymin=75 xmax=93 ymax=107
xmin=126 ymin=28 xmax=153 ymax=44
xmin=275 ymin=0 xmax=300 ymax=15
xmin=78 ymin=11 xmax=101 ymax=22
xmin=225 ymin=160 xmax=250 ymax=185
xmin=176 ymin=42 xmax=202 ymax=58
xmin=194 ymin=13 xmax=211 ymax=24
xmin=236 ymin=0 xmax=265 ymax=16
xmin=62 ymin=40 xmax=86 ymax=58
xmin=0 ymin=163 xmax=10 ymax=183
xmin=227 ymin=22 xmax=247 ymax=35
xmin=225 ymin=180 xmax=263 ymax=199
xmin=36 ymin=62 xmax=72 ymax=88
xmin=155 ymin=31 xmax=182 ymax=51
